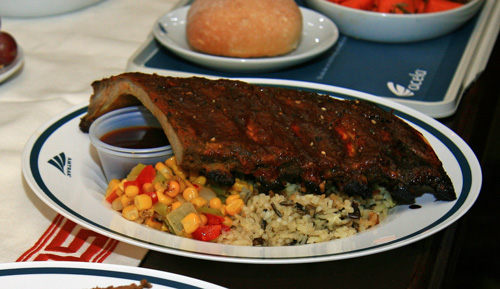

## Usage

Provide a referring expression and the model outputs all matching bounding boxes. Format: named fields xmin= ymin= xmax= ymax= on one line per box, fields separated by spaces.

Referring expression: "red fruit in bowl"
xmin=0 ymin=31 xmax=18 ymax=67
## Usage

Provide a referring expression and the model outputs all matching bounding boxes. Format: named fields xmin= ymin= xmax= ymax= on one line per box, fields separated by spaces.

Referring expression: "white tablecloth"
xmin=0 ymin=0 xmax=183 ymax=265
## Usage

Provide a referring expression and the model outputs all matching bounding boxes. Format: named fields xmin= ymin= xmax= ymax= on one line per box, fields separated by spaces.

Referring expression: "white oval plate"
xmin=0 ymin=261 xmax=226 ymax=288
xmin=22 ymin=79 xmax=481 ymax=264
xmin=152 ymin=6 xmax=339 ymax=72
xmin=0 ymin=46 xmax=23 ymax=83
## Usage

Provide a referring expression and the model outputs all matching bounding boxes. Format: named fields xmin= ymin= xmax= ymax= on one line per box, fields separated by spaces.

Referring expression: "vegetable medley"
xmin=327 ymin=0 xmax=468 ymax=13
xmin=104 ymin=156 xmax=251 ymax=242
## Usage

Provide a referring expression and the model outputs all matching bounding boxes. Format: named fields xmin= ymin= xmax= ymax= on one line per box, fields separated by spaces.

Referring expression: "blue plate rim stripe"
xmin=0 ymin=267 xmax=204 ymax=289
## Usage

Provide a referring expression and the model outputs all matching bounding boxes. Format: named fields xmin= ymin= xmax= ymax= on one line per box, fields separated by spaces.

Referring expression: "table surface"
xmin=139 ymin=35 xmax=500 ymax=289
xmin=1 ymin=1 xmax=499 ymax=288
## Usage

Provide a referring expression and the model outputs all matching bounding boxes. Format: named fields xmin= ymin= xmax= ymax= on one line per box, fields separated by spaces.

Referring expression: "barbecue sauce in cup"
xmin=100 ymin=126 xmax=169 ymax=149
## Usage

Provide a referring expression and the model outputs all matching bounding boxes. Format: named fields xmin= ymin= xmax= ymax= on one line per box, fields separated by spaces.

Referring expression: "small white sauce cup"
xmin=89 ymin=106 xmax=173 ymax=182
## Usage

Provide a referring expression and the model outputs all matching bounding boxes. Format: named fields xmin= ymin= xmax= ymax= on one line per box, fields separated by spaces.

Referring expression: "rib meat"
xmin=80 ymin=72 xmax=456 ymax=203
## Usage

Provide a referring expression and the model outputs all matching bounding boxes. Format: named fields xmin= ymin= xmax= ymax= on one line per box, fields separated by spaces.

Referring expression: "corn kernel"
xmin=145 ymin=217 xmax=163 ymax=230
xmin=157 ymin=191 xmax=173 ymax=205
xmin=134 ymin=194 xmax=153 ymax=210
xmin=177 ymin=177 xmax=187 ymax=192
xmin=219 ymin=204 xmax=227 ymax=216
xmin=105 ymin=179 xmax=120 ymax=198
xmin=133 ymin=217 xmax=145 ymax=224
xmin=182 ymin=178 xmax=194 ymax=189
xmin=120 ymin=194 xmax=134 ymax=208
xmin=156 ymin=162 xmax=173 ymax=179
xmin=231 ymin=179 xmax=247 ymax=192
xmin=172 ymin=165 xmax=187 ymax=179
xmin=182 ymin=187 xmax=199 ymax=201
xmin=200 ymin=213 xmax=208 ymax=225
xmin=228 ymin=188 xmax=239 ymax=195
xmin=154 ymin=181 xmax=167 ymax=193
xmin=122 ymin=205 xmax=139 ymax=221
xmin=139 ymin=208 xmax=155 ymax=220
xmin=226 ymin=198 xmax=244 ymax=215
xmin=165 ymin=156 xmax=177 ymax=168
xmin=193 ymin=175 xmax=207 ymax=186
xmin=223 ymin=216 xmax=233 ymax=227
xmin=181 ymin=212 xmax=202 ymax=234
xmin=111 ymin=197 xmax=123 ymax=211
xmin=209 ymin=197 xmax=222 ymax=209
xmin=118 ymin=179 xmax=126 ymax=192
xmin=226 ymin=194 xmax=241 ymax=205
xmin=166 ymin=180 xmax=181 ymax=197
xmin=115 ymin=187 xmax=124 ymax=197
xmin=125 ymin=185 xmax=140 ymax=198
xmin=190 ymin=196 xmax=208 ymax=208
xmin=142 ymin=182 xmax=154 ymax=193
xmin=171 ymin=201 xmax=182 ymax=211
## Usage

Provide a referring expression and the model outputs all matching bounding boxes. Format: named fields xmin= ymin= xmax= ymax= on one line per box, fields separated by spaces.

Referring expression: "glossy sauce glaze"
xmin=100 ymin=126 xmax=169 ymax=149
xmin=80 ymin=73 xmax=455 ymax=203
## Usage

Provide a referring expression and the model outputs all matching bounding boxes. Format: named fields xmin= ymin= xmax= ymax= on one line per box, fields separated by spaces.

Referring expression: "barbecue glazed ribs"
xmin=79 ymin=73 xmax=456 ymax=203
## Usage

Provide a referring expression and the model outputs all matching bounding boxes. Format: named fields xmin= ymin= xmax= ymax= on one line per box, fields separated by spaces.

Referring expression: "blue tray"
xmin=127 ymin=0 xmax=500 ymax=118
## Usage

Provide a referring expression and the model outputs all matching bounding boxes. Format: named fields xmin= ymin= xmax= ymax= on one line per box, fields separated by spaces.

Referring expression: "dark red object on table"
xmin=139 ymin=34 xmax=500 ymax=289
xmin=0 ymin=31 xmax=18 ymax=67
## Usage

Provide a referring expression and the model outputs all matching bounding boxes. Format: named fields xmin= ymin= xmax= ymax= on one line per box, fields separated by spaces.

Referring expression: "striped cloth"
xmin=17 ymin=214 xmax=119 ymax=262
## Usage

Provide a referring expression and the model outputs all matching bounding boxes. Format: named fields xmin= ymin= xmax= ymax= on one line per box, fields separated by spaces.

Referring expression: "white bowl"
xmin=0 ymin=0 xmax=104 ymax=18
xmin=304 ymin=0 xmax=485 ymax=43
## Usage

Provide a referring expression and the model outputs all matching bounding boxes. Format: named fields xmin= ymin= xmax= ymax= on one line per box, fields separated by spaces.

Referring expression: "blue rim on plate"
xmin=0 ymin=261 xmax=226 ymax=288
xmin=22 ymin=79 xmax=482 ymax=264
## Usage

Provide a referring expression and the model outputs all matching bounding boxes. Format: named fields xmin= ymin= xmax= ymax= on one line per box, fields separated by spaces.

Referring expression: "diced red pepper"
xmin=105 ymin=190 xmax=119 ymax=203
xmin=221 ymin=224 xmax=230 ymax=232
xmin=192 ymin=225 xmax=223 ymax=242
xmin=124 ymin=180 xmax=139 ymax=187
xmin=124 ymin=165 xmax=156 ymax=196
xmin=135 ymin=165 xmax=156 ymax=185
xmin=191 ymin=213 xmax=232 ymax=242
xmin=205 ymin=213 xmax=225 ymax=225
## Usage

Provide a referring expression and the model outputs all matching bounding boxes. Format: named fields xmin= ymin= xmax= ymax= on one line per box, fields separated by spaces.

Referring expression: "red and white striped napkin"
xmin=17 ymin=214 xmax=137 ymax=263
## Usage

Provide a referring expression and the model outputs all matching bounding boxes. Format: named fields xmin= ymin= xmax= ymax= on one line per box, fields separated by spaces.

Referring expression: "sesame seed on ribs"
xmin=79 ymin=72 xmax=456 ymax=203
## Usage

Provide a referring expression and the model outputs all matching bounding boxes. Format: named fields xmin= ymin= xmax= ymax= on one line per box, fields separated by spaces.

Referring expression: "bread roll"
xmin=186 ymin=0 xmax=302 ymax=58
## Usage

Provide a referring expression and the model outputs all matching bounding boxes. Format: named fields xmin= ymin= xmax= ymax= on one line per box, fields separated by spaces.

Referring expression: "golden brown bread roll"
xmin=186 ymin=0 xmax=303 ymax=58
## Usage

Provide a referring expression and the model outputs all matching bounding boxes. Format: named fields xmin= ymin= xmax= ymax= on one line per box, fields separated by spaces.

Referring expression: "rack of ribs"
xmin=79 ymin=72 xmax=456 ymax=204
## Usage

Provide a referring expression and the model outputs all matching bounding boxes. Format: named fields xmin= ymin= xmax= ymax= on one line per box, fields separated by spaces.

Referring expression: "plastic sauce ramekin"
xmin=89 ymin=106 xmax=173 ymax=182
